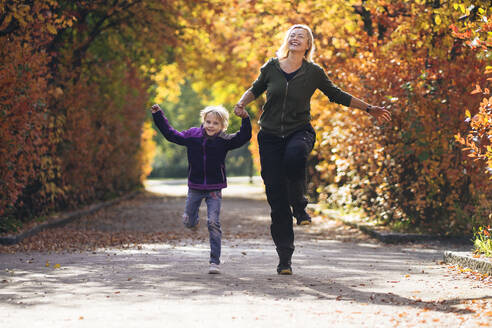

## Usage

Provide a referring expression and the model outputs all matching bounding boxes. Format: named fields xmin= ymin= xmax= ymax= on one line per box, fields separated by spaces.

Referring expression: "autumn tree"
xmin=2 ymin=0 xmax=490 ymax=235
xmin=0 ymin=0 xmax=201 ymax=232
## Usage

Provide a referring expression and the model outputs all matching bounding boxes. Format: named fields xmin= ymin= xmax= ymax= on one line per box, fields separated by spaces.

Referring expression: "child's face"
xmin=203 ymin=113 xmax=223 ymax=136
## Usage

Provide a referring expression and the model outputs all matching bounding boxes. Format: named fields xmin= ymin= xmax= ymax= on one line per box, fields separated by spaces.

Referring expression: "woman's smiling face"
xmin=288 ymin=28 xmax=309 ymax=53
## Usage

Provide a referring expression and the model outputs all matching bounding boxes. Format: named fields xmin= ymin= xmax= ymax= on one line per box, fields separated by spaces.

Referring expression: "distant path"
xmin=145 ymin=176 xmax=266 ymax=199
xmin=0 ymin=178 xmax=490 ymax=327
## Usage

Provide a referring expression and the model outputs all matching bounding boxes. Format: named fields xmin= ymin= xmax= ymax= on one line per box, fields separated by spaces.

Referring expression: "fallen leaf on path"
xmin=448 ymin=265 xmax=492 ymax=285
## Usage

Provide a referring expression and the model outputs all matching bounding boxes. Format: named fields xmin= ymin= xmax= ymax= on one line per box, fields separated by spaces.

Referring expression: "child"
xmin=151 ymin=104 xmax=251 ymax=274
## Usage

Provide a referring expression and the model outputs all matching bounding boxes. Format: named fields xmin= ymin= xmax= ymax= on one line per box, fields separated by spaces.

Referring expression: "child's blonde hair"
xmin=200 ymin=105 xmax=229 ymax=131
xmin=276 ymin=24 xmax=315 ymax=62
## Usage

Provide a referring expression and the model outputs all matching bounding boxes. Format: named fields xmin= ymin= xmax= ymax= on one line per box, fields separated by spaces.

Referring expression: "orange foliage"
xmin=2 ymin=0 xmax=490 ymax=235
xmin=0 ymin=0 xmax=190 ymax=231
xmin=0 ymin=1 xmax=57 ymax=219
xmin=311 ymin=1 xmax=491 ymax=233
xmin=452 ymin=14 xmax=492 ymax=178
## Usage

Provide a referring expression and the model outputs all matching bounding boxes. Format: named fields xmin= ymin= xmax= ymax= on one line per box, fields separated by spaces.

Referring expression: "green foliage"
xmin=474 ymin=226 xmax=492 ymax=257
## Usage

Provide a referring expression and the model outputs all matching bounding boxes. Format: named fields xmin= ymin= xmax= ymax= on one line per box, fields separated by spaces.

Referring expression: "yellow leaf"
xmin=45 ymin=261 xmax=50 ymax=267
xmin=46 ymin=24 xmax=57 ymax=35
xmin=435 ymin=15 xmax=442 ymax=25
xmin=471 ymin=84 xmax=482 ymax=94
xmin=54 ymin=264 xmax=61 ymax=269
xmin=465 ymin=110 xmax=471 ymax=118
xmin=1 ymin=14 xmax=12 ymax=29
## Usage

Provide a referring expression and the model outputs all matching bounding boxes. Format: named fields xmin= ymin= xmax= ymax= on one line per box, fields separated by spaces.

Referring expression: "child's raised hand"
xmin=151 ymin=104 xmax=161 ymax=113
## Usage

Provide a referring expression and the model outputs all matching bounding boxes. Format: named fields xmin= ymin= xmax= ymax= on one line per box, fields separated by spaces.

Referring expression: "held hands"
xmin=234 ymin=103 xmax=249 ymax=118
xmin=367 ymin=106 xmax=392 ymax=125
xmin=151 ymin=104 xmax=161 ymax=113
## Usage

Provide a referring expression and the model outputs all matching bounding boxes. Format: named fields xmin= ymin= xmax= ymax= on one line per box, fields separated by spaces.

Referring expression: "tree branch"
xmin=71 ymin=0 xmax=143 ymax=68
xmin=352 ymin=5 xmax=373 ymax=37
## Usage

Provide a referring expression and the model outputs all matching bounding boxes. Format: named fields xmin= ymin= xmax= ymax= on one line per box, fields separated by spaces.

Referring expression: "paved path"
xmin=0 ymin=178 xmax=490 ymax=327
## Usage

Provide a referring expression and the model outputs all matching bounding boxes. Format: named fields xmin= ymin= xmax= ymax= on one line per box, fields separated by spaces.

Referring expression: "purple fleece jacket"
xmin=153 ymin=110 xmax=252 ymax=190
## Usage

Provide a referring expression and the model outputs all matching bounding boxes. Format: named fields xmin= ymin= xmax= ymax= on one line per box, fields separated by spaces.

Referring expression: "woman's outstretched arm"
xmin=234 ymin=89 xmax=256 ymax=117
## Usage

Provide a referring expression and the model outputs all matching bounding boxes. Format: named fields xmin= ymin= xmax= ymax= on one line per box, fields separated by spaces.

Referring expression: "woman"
xmin=234 ymin=24 xmax=391 ymax=275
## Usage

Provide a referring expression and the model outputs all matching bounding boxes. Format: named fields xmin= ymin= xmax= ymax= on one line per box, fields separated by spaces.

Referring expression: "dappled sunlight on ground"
xmin=0 ymin=179 xmax=490 ymax=327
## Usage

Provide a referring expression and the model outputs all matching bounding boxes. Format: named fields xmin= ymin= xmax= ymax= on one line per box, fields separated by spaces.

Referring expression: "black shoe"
xmin=294 ymin=210 xmax=311 ymax=225
xmin=277 ymin=263 xmax=293 ymax=275
xmin=277 ymin=256 xmax=293 ymax=275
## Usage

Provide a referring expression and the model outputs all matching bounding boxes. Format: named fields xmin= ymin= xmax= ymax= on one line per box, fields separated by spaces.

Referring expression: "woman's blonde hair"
xmin=276 ymin=24 xmax=315 ymax=62
xmin=200 ymin=105 xmax=229 ymax=131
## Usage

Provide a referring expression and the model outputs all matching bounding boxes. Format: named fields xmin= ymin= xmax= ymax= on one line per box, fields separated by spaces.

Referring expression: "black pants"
xmin=258 ymin=125 xmax=315 ymax=261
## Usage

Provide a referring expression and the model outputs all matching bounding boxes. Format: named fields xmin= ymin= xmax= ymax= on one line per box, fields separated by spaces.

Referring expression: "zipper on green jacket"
xmin=281 ymin=81 xmax=288 ymax=137
xmin=277 ymin=60 xmax=307 ymax=138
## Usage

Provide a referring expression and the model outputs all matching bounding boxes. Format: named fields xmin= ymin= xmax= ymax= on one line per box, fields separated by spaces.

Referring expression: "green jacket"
xmin=251 ymin=58 xmax=352 ymax=137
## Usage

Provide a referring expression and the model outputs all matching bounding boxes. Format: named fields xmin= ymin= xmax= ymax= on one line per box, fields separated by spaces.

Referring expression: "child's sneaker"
xmin=183 ymin=217 xmax=199 ymax=231
xmin=208 ymin=263 xmax=220 ymax=274
xmin=187 ymin=222 xmax=199 ymax=231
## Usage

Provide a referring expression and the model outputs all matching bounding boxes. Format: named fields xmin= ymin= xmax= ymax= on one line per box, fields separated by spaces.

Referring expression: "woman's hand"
xmin=151 ymin=104 xmax=161 ymax=113
xmin=234 ymin=90 xmax=255 ymax=118
xmin=234 ymin=103 xmax=248 ymax=118
xmin=368 ymin=106 xmax=391 ymax=124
